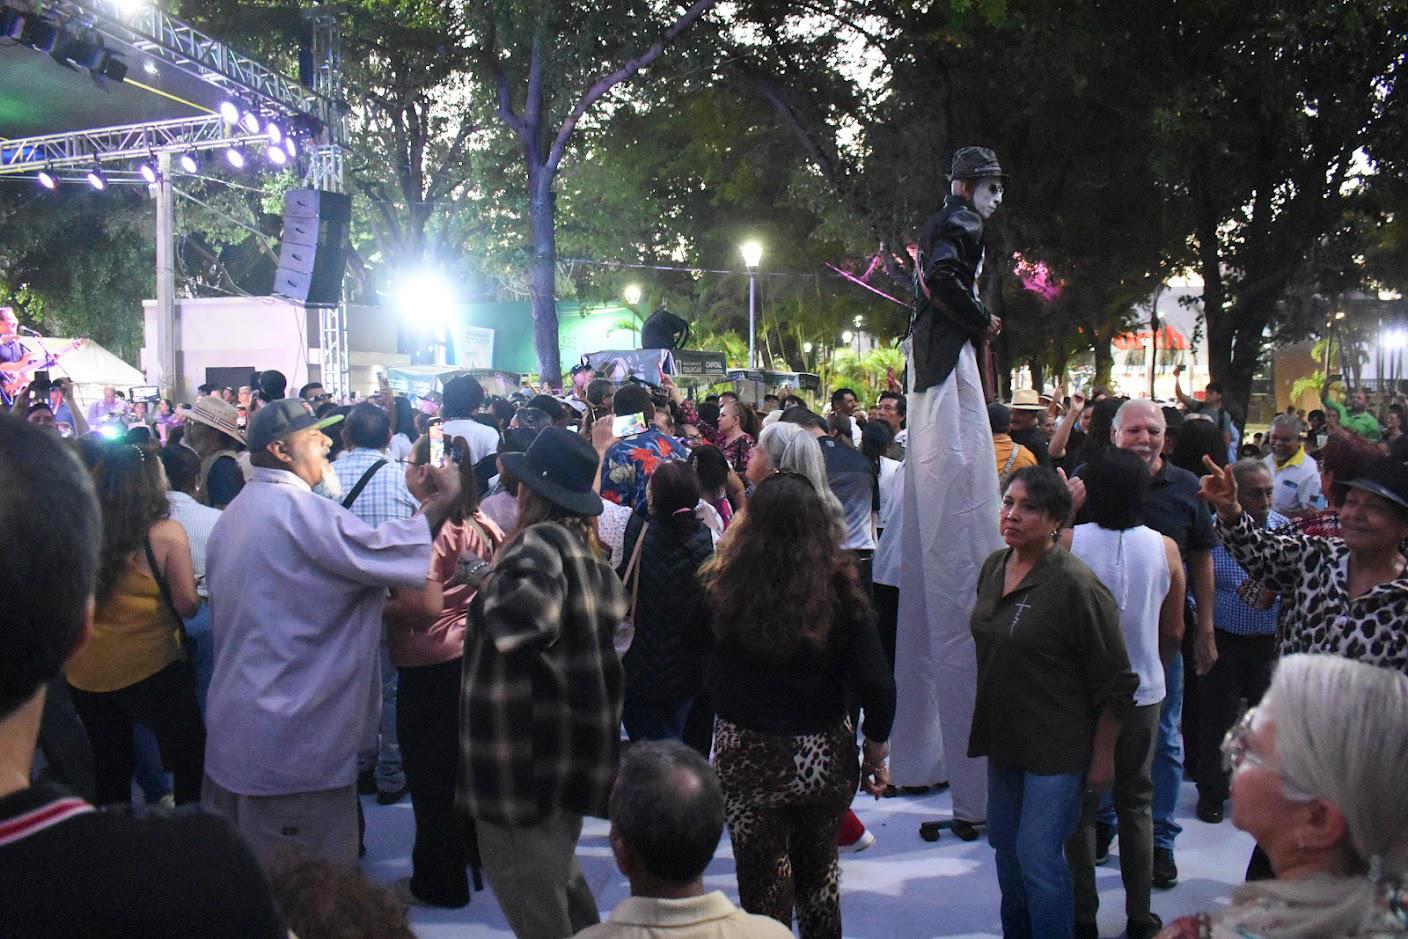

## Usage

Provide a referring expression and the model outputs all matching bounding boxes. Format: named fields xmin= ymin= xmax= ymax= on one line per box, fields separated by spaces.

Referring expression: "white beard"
xmin=314 ymin=462 xmax=343 ymax=499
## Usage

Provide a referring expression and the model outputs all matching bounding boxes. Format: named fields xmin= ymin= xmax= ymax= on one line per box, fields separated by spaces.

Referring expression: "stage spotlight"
xmin=139 ymin=161 xmax=158 ymax=184
xmin=225 ymin=147 xmax=246 ymax=169
xmin=179 ymin=150 xmax=198 ymax=173
xmin=241 ymin=110 xmax=261 ymax=134
xmin=36 ymin=168 xmax=56 ymax=190
xmin=86 ymin=165 xmax=107 ymax=190
xmin=219 ymin=101 xmax=239 ymax=124
xmin=95 ymin=52 xmax=127 ymax=82
xmin=267 ymin=122 xmax=283 ymax=144
xmin=283 ymin=137 xmax=297 ymax=158
xmin=267 ymin=144 xmax=287 ymax=166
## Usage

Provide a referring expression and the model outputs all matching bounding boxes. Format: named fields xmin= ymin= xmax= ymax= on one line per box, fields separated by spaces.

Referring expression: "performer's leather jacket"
xmin=910 ymin=194 xmax=992 ymax=393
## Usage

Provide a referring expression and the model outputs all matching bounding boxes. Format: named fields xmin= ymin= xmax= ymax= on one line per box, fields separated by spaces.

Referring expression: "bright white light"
xmin=225 ymin=147 xmax=246 ymax=169
xmin=86 ymin=167 xmax=106 ymax=190
xmin=37 ymin=170 xmax=56 ymax=190
xmin=740 ymin=240 xmax=763 ymax=269
xmin=178 ymin=151 xmax=198 ymax=173
xmin=267 ymin=122 xmax=283 ymax=144
xmin=113 ymin=0 xmax=149 ymax=13
xmin=267 ymin=144 xmax=287 ymax=166
xmin=218 ymin=101 xmax=239 ymax=124
xmin=842 ymin=330 xmax=854 ymax=344
xmin=853 ymin=315 xmax=863 ymax=328
xmin=99 ymin=423 xmax=123 ymax=440
xmin=623 ymin=284 xmax=642 ymax=305
xmin=1335 ymin=311 xmax=1346 ymax=320
xmin=803 ymin=342 xmax=813 ymax=353
xmin=241 ymin=110 xmax=261 ymax=134
xmin=142 ymin=59 xmax=159 ymax=77
xmin=395 ymin=269 xmax=458 ymax=327
xmin=1384 ymin=329 xmax=1408 ymax=351
xmin=139 ymin=162 xmax=158 ymax=184
xmin=283 ymin=137 xmax=297 ymax=158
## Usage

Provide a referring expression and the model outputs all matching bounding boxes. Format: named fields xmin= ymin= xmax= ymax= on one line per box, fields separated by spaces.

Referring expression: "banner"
xmin=459 ymin=326 xmax=495 ymax=369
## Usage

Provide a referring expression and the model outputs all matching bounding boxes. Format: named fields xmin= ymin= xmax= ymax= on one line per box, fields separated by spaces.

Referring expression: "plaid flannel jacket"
xmin=457 ymin=522 xmax=628 ymax=826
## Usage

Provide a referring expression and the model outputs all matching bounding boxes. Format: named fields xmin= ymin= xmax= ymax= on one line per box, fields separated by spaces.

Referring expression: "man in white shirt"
xmin=158 ymin=445 xmax=223 ymax=710
xmin=1263 ymin=413 xmax=1321 ymax=518
xmin=439 ymin=375 xmax=502 ymax=465
xmin=202 ymin=399 xmax=460 ymax=866
xmin=576 ymin=741 xmax=791 ymax=939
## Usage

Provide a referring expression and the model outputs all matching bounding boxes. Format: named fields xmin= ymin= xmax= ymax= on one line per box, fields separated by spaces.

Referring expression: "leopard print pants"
xmin=713 ymin=717 xmax=859 ymax=939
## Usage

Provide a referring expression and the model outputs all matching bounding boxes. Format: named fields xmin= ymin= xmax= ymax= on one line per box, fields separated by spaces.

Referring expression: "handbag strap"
xmin=342 ymin=459 xmax=388 ymax=510
xmin=621 ymin=521 xmax=649 ymax=618
xmin=143 ymin=536 xmax=193 ymax=650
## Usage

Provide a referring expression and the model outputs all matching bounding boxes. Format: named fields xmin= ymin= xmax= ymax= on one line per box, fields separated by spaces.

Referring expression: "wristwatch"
xmin=455 ymin=556 xmax=493 ymax=589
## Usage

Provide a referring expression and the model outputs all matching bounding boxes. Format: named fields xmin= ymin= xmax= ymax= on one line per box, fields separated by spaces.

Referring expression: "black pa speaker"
xmin=273 ymin=189 xmax=352 ymax=306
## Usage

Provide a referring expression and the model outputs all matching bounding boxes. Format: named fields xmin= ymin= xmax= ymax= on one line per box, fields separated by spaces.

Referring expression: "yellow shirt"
xmin=66 ymin=558 xmax=183 ymax=692
xmin=994 ymin=433 xmax=1038 ymax=484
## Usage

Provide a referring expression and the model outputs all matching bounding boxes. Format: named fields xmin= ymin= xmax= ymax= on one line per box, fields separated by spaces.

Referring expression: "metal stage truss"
xmin=0 ymin=0 xmax=351 ymax=400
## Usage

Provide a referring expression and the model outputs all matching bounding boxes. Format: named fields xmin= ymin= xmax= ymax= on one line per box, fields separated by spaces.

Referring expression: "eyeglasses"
xmin=1220 ymin=708 xmax=1273 ymax=774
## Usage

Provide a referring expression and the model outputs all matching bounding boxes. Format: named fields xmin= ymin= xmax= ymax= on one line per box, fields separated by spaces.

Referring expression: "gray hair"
xmin=1112 ymin=398 xmax=1166 ymax=432
xmin=1263 ymin=654 xmax=1408 ymax=877
xmin=1270 ymin=413 xmax=1301 ymax=434
xmin=755 ymin=422 xmax=846 ymax=533
xmin=1230 ymin=457 xmax=1271 ymax=485
xmin=608 ymin=741 xmax=723 ymax=884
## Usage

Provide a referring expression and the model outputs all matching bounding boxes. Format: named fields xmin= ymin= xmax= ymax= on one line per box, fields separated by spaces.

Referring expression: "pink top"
xmin=389 ymin=511 xmax=503 ymax=668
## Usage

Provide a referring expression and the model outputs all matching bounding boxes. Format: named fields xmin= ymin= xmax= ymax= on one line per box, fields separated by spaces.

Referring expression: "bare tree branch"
xmin=544 ymin=0 xmax=718 ymax=175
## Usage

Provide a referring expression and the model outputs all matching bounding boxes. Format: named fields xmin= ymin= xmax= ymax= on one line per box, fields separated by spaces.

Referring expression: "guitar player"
xmin=0 ymin=306 xmax=27 ymax=409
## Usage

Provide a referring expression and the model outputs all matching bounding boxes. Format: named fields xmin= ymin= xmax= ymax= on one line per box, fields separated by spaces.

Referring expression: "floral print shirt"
xmin=599 ymin=428 xmax=686 ymax=510
xmin=677 ymin=400 xmax=754 ymax=475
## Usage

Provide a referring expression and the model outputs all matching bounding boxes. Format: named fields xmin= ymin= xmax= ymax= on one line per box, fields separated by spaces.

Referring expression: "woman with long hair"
xmin=746 ymin=422 xmax=845 ymax=536
xmin=65 ymin=443 xmax=204 ymax=806
xmin=456 ymin=427 xmax=627 ymax=937
xmin=383 ymin=435 xmax=503 ymax=909
xmin=618 ymin=461 xmax=715 ymax=744
xmin=1170 ymin=415 xmax=1228 ymax=476
xmin=703 ymin=473 xmax=895 ymax=938
xmin=688 ymin=443 xmax=736 ymax=529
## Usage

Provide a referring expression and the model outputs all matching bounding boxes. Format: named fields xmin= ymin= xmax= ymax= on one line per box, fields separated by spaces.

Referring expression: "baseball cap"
xmin=247 ymin=397 xmax=344 ymax=452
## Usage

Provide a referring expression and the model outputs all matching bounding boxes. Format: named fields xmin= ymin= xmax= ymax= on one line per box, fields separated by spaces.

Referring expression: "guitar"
xmin=0 ymin=338 xmax=85 ymax=403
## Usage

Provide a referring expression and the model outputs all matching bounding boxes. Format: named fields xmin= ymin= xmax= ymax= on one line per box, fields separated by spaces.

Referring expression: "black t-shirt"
xmin=0 ymin=783 xmax=286 ymax=938
xmin=1010 ymin=425 xmax=1051 ymax=467
xmin=205 ymin=454 xmax=244 ymax=508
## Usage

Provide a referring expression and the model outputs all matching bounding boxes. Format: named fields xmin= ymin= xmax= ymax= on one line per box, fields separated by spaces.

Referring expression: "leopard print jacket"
xmin=1217 ymin=511 xmax=1408 ymax=673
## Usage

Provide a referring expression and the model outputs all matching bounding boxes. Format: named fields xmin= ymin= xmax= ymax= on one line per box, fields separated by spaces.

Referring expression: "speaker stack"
xmin=272 ymin=189 xmax=352 ymax=306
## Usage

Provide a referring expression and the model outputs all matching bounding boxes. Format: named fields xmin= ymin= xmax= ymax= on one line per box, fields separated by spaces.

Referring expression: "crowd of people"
xmin=2 ymin=350 xmax=1407 ymax=939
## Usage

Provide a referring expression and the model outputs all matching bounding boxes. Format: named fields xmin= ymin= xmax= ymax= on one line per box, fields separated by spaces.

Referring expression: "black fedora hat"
xmin=499 ymin=426 xmax=604 ymax=517
xmin=949 ymin=145 xmax=1009 ymax=182
xmin=1342 ymin=457 xmax=1408 ymax=513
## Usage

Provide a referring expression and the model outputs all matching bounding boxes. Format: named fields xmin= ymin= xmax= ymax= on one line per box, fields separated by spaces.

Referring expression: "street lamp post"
xmin=741 ymin=241 xmax=763 ymax=368
xmin=623 ymin=284 xmax=643 ymax=345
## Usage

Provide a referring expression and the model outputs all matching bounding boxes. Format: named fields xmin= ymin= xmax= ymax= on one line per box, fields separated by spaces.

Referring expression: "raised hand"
xmin=1198 ymin=455 xmax=1240 ymax=520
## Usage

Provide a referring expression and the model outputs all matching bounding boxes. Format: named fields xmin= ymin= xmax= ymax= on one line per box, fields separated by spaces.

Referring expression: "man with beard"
xmin=201 ymin=399 xmax=461 ymax=865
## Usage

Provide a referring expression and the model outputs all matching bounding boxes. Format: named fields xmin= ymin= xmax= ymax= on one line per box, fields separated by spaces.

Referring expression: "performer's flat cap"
xmin=949 ymin=146 xmax=1008 ymax=182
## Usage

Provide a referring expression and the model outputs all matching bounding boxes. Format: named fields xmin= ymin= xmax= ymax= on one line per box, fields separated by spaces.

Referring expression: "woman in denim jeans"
xmin=969 ymin=466 xmax=1138 ymax=939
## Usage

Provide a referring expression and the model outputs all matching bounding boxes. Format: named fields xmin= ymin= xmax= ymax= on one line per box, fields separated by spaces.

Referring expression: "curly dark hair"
xmin=92 ymin=443 xmax=169 ymax=603
xmin=701 ymin=473 xmax=871 ymax=660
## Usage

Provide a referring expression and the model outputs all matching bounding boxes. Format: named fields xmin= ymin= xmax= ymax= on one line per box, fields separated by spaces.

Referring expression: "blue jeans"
xmin=358 ymin=632 xmax=404 ymax=792
xmin=987 ymin=767 xmax=1084 ymax=939
xmin=131 ymin=724 xmax=171 ymax=804
xmin=621 ymin=692 xmax=693 ymax=743
xmin=184 ymin=602 xmax=214 ymax=713
xmin=1152 ymin=653 xmax=1185 ymax=850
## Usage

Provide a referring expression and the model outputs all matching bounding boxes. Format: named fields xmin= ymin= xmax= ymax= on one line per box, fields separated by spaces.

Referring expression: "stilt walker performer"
xmin=880 ymin=146 xmax=1007 ymax=832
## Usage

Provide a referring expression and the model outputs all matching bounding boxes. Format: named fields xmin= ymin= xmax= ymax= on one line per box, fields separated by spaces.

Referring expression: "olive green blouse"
xmin=967 ymin=544 xmax=1138 ymax=775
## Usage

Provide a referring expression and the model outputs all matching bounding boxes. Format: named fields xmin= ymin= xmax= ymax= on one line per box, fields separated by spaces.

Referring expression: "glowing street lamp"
xmin=741 ymin=241 xmax=763 ymax=367
xmin=623 ymin=284 xmax=642 ymax=306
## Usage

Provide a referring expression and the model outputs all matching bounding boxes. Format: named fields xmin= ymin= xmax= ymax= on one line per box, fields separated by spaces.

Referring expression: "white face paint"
xmin=972 ymin=177 xmax=1004 ymax=219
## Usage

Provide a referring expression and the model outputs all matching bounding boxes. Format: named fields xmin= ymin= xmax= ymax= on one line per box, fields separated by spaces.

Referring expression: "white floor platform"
xmin=361 ymin=780 xmax=1255 ymax=938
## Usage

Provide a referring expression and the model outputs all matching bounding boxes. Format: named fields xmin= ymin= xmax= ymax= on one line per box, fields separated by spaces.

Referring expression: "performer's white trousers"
xmin=878 ymin=343 xmax=1000 ymax=821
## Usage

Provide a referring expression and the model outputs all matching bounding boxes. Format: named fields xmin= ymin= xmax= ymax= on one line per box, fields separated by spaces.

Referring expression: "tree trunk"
xmin=528 ymin=169 xmax=561 ymax=387
xmin=1027 ymin=358 xmax=1044 ymax=394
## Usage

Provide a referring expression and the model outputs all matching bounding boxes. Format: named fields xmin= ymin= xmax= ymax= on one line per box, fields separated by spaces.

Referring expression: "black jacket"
xmin=618 ymin=511 xmax=715 ymax=702
xmin=911 ymin=194 xmax=992 ymax=393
